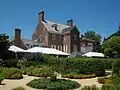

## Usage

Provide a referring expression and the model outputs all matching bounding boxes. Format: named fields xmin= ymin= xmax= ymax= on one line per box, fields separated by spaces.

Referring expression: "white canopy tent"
xmin=8 ymin=45 xmax=26 ymax=52
xmin=82 ymin=52 xmax=104 ymax=57
xmin=8 ymin=45 xmax=70 ymax=56
xmin=26 ymin=47 xmax=70 ymax=56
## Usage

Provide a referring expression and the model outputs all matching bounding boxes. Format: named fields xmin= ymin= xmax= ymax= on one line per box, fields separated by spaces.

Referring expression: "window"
xmin=57 ymin=45 xmax=61 ymax=50
xmin=74 ymin=34 xmax=77 ymax=40
xmin=73 ymin=45 xmax=77 ymax=52
xmin=60 ymin=45 xmax=62 ymax=51
xmin=52 ymin=34 xmax=56 ymax=40
xmin=39 ymin=35 xmax=43 ymax=42
xmin=60 ymin=35 xmax=62 ymax=40
xmin=51 ymin=45 xmax=56 ymax=49
xmin=63 ymin=45 xmax=67 ymax=52
xmin=64 ymin=35 xmax=68 ymax=40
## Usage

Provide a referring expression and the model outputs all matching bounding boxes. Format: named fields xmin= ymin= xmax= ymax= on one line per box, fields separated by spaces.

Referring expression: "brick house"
xmin=32 ymin=11 xmax=80 ymax=53
xmin=13 ymin=11 xmax=95 ymax=54
xmin=80 ymin=37 xmax=95 ymax=54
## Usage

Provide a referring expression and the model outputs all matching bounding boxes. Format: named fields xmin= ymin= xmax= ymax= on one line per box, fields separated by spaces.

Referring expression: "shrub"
xmin=101 ymin=84 xmax=115 ymax=90
xmin=81 ymin=85 xmax=99 ymax=90
xmin=97 ymin=77 xmax=105 ymax=84
xmin=11 ymin=86 xmax=25 ymax=90
xmin=62 ymin=73 xmax=96 ymax=79
xmin=43 ymin=56 xmax=105 ymax=76
xmin=113 ymin=59 xmax=120 ymax=75
xmin=101 ymin=58 xmax=115 ymax=69
xmin=0 ymin=73 xmax=4 ymax=85
xmin=65 ymin=58 xmax=105 ymax=76
xmin=3 ymin=68 xmax=23 ymax=79
xmin=27 ymin=78 xmax=80 ymax=90
xmin=50 ymin=73 xmax=57 ymax=81
xmin=0 ymin=58 xmax=18 ymax=68
xmin=23 ymin=66 xmax=52 ymax=77
xmin=17 ymin=59 xmax=41 ymax=68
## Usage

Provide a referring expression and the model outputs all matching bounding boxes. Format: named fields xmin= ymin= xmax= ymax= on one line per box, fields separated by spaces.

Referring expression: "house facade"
xmin=32 ymin=11 xmax=80 ymax=53
xmin=13 ymin=11 xmax=95 ymax=54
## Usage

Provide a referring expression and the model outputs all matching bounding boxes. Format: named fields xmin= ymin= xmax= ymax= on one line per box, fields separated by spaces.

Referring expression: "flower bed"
xmin=27 ymin=78 xmax=80 ymax=90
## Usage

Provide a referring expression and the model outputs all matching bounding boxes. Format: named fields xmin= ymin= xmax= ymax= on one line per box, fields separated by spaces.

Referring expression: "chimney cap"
xmin=15 ymin=28 xmax=21 ymax=30
xmin=67 ymin=19 xmax=73 ymax=22
xmin=38 ymin=11 xmax=44 ymax=15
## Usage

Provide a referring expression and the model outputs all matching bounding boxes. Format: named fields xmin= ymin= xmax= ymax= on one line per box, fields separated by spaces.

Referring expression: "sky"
xmin=0 ymin=0 xmax=120 ymax=40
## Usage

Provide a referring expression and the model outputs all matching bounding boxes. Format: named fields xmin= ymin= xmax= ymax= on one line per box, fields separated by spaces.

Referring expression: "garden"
xmin=0 ymin=54 xmax=120 ymax=90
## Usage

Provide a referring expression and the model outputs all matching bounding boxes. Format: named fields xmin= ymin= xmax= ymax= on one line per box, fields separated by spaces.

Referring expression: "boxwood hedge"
xmin=42 ymin=56 xmax=105 ymax=76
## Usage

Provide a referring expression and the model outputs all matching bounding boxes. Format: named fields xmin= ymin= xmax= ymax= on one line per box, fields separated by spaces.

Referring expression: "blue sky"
xmin=0 ymin=0 xmax=120 ymax=40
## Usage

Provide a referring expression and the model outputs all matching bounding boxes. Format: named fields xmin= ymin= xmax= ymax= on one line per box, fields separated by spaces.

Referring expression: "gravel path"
xmin=0 ymin=75 xmax=102 ymax=90
xmin=0 ymin=75 xmax=41 ymax=90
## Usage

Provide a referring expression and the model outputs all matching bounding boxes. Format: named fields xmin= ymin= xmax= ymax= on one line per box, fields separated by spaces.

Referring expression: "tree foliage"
xmin=0 ymin=33 xmax=13 ymax=59
xmin=103 ymin=36 xmax=120 ymax=58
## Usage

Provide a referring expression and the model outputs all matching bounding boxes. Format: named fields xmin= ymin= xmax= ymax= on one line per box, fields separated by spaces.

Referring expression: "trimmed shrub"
xmin=11 ymin=86 xmax=25 ymax=90
xmin=23 ymin=66 xmax=52 ymax=77
xmin=0 ymin=73 xmax=4 ymax=85
xmin=101 ymin=84 xmax=115 ymax=90
xmin=43 ymin=56 xmax=105 ymax=76
xmin=3 ymin=68 xmax=23 ymax=79
xmin=81 ymin=85 xmax=99 ymax=90
xmin=27 ymin=78 xmax=80 ymax=90
xmin=101 ymin=58 xmax=115 ymax=69
xmin=113 ymin=59 xmax=120 ymax=75
xmin=62 ymin=73 xmax=96 ymax=79
xmin=17 ymin=59 xmax=41 ymax=68
xmin=65 ymin=58 xmax=105 ymax=76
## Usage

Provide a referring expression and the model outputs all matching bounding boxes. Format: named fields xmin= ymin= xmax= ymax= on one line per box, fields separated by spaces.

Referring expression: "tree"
xmin=0 ymin=33 xmax=13 ymax=59
xmin=84 ymin=30 xmax=102 ymax=52
xmin=102 ymin=36 xmax=120 ymax=58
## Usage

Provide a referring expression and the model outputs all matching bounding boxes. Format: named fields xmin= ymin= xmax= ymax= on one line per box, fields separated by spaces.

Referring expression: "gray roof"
xmin=22 ymin=39 xmax=45 ymax=46
xmin=80 ymin=38 xmax=95 ymax=42
xmin=42 ymin=20 xmax=70 ymax=34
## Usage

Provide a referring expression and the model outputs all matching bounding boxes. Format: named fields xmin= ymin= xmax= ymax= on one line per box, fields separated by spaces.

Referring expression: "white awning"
xmin=8 ymin=45 xmax=26 ymax=52
xmin=26 ymin=47 xmax=70 ymax=56
xmin=82 ymin=52 xmax=104 ymax=57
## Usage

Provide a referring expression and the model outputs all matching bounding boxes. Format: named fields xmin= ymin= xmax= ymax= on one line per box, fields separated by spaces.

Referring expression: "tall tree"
xmin=0 ymin=33 xmax=12 ymax=59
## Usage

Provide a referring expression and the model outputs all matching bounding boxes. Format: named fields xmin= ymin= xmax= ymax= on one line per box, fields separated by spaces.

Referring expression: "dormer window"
xmin=51 ymin=24 xmax=58 ymax=31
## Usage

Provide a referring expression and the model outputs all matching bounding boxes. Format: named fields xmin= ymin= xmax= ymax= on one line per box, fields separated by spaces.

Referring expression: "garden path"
xmin=0 ymin=75 xmax=103 ymax=90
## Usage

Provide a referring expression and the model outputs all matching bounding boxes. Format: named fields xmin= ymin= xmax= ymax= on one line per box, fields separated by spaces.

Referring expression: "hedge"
xmin=64 ymin=58 xmax=105 ymax=76
xmin=2 ymin=67 xmax=23 ymax=79
xmin=113 ymin=59 xmax=120 ymax=75
xmin=42 ymin=56 xmax=105 ymax=76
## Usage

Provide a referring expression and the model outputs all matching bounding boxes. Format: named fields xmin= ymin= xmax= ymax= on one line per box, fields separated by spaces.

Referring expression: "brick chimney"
xmin=38 ymin=11 xmax=44 ymax=23
xmin=67 ymin=19 xmax=73 ymax=27
xmin=14 ymin=28 xmax=21 ymax=41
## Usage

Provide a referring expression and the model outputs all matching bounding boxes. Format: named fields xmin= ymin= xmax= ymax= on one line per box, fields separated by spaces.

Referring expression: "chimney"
xmin=38 ymin=11 xmax=44 ymax=23
xmin=67 ymin=19 xmax=73 ymax=27
xmin=14 ymin=28 xmax=21 ymax=41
